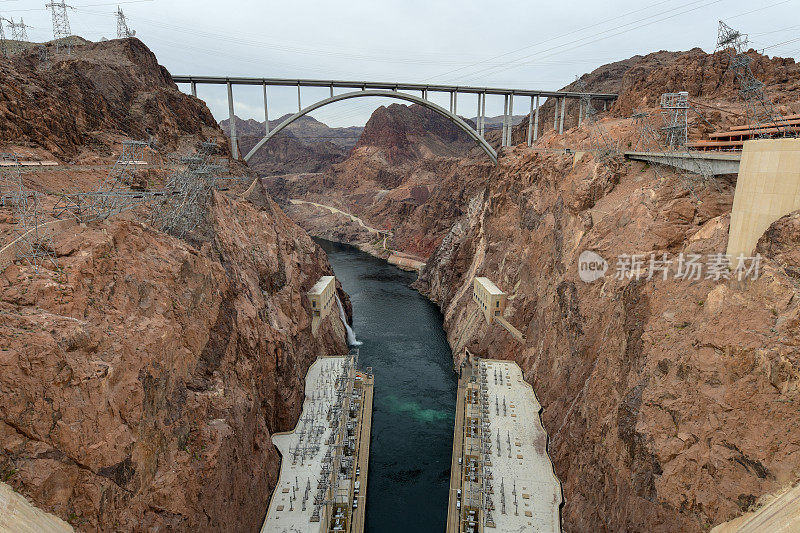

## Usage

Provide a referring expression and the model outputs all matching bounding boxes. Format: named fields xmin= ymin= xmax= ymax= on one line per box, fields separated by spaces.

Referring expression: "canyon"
xmin=0 ymin=29 xmax=798 ymax=533
xmin=265 ymin=48 xmax=800 ymax=531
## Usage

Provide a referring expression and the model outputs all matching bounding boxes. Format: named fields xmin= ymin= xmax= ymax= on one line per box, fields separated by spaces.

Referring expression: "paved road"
xmin=350 ymin=375 xmax=374 ymax=533
xmin=446 ymin=365 xmax=470 ymax=533
xmin=289 ymin=199 xmax=389 ymax=236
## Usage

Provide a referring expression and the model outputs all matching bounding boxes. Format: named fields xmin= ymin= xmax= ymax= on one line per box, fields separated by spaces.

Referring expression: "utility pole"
xmin=45 ymin=2 xmax=74 ymax=53
xmin=116 ymin=6 xmax=135 ymax=39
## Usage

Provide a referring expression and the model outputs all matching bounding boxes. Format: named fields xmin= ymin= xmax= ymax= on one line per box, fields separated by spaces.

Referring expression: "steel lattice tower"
xmin=4 ymin=17 xmax=32 ymax=55
xmin=116 ymin=7 xmax=135 ymax=39
xmin=1 ymin=153 xmax=58 ymax=270
xmin=8 ymin=18 xmax=30 ymax=42
xmin=660 ymin=92 xmax=689 ymax=148
xmin=45 ymin=2 xmax=73 ymax=52
xmin=576 ymin=77 xmax=619 ymax=165
xmin=716 ymin=21 xmax=790 ymax=136
xmin=0 ymin=16 xmax=7 ymax=58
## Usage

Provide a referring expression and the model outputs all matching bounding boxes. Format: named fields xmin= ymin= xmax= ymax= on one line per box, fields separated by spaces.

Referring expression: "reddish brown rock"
xmin=0 ymin=189 xmax=348 ymax=531
xmin=416 ymin=142 xmax=800 ymax=531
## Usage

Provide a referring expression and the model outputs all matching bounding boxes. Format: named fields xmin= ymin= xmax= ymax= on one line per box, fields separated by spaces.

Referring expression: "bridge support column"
xmin=603 ymin=101 xmax=607 ymax=112
xmin=501 ymin=94 xmax=509 ymax=147
xmin=477 ymin=95 xmax=482 ymax=137
xmin=297 ymin=84 xmax=302 ymax=112
xmin=449 ymin=92 xmax=454 ymax=114
xmin=480 ymin=93 xmax=486 ymax=137
xmin=453 ymin=92 xmax=458 ymax=115
xmin=422 ymin=88 xmax=428 ymax=100
xmin=533 ymin=95 xmax=540 ymax=143
xmin=578 ymin=100 xmax=583 ymax=127
xmin=559 ymin=97 xmax=566 ymax=135
xmin=527 ymin=97 xmax=534 ymax=146
xmin=509 ymin=95 xmax=515 ymax=145
xmin=227 ymin=81 xmax=239 ymax=160
xmin=263 ymin=83 xmax=270 ymax=135
xmin=554 ymin=98 xmax=559 ymax=131
xmin=191 ymin=81 xmax=197 ymax=98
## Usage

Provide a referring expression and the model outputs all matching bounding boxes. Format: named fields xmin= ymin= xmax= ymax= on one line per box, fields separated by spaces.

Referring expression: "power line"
xmin=424 ymin=0 xmax=679 ymax=82
xmin=449 ymin=0 xmax=727 ymax=83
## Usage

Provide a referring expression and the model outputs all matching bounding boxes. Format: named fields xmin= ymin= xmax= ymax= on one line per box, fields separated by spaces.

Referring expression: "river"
xmin=317 ymin=238 xmax=456 ymax=532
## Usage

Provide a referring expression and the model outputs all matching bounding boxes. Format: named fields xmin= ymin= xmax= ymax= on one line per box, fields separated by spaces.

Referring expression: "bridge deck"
xmin=172 ymin=75 xmax=618 ymax=100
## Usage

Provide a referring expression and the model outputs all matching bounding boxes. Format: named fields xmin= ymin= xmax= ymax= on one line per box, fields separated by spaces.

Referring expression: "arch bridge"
xmin=172 ymin=76 xmax=618 ymax=165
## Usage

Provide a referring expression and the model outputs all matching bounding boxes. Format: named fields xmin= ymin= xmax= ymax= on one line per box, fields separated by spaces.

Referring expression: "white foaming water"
xmin=336 ymin=294 xmax=362 ymax=346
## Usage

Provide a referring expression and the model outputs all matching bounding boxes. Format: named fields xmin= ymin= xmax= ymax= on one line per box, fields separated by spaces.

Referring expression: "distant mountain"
xmin=467 ymin=114 xmax=527 ymax=130
xmin=220 ymin=115 xmax=363 ymax=175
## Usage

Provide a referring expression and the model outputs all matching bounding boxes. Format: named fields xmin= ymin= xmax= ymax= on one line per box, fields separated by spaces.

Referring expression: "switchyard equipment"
xmin=263 ymin=350 xmax=373 ymax=533
xmin=1 ymin=152 xmax=58 ymax=270
xmin=447 ymin=357 xmax=562 ymax=532
xmin=575 ymin=77 xmax=618 ymax=164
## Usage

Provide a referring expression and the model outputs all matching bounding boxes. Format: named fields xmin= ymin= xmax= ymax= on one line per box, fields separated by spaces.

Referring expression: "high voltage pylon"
xmin=575 ymin=77 xmax=620 ymax=166
xmin=8 ymin=18 xmax=30 ymax=42
xmin=45 ymin=2 xmax=74 ymax=53
xmin=0 ymin=16 xmax=8 ymax=58
xmin=660 ymin=92 xmax=689 ymax=149
xmin=716 ymin=21 xmax=791 ymax=136
xmin=1 ymin=153 xmax=58 ymax=270
xmin=116 ymin=7 xmax=135 ymax=39
xmin=5 ymin=17 xmax=32 ymax=55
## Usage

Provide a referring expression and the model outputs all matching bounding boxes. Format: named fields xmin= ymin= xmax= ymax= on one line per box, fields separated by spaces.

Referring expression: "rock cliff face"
xmin=406 ymin=47 xmax=800 ymax=533
xmin=505 ymin=48 xmax=799 ymax=147
xmin=415 ymin=141 xmax=800 ymax=530
xmin=0 ymin=38 xmax=350 ymax=530
xmin=1 ymin=191 xmax=348 ymax=531
xmin=0 ymin=38 xmax=225 ymax=159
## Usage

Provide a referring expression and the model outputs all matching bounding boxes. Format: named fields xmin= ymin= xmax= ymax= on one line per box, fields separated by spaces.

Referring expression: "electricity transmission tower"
xmin=716 ymin=21 xmax=790 ymax=136
xmin=45 ymin=2 xmax=74 ymax=53
xmin=0 ymin=16 xmax=6 ymax=57
xmin=660 ymin=92 xmax=689 ymax=149
xmin=5 ymin=17 xmax=32 ymax=54
xmin=116 ymin=7 xmax=135 ymax=39
xmin=1 ymin=153 xmax=58 ymax=270
xmin=575 ymin=77 xmax=619 ymax=165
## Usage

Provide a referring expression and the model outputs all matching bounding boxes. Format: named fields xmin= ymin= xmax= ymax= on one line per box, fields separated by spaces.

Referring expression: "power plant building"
xmin=309 ymin=275 xmax=336 ymax=334
xmin=473 ymin=277 xmax=507 ymax=324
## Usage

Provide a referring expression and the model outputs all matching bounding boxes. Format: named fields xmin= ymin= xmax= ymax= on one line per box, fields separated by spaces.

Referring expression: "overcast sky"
xmin=4 ymin=0 xmax=799 ymax=128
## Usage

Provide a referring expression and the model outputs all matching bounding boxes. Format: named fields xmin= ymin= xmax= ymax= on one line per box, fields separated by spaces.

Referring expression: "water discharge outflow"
xmin=336 ymin=293 xmax=362 ymax=346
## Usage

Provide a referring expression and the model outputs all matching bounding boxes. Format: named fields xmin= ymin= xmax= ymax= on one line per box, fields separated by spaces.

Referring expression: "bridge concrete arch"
xmin=242 ymin=89 xmax=498 ymax=165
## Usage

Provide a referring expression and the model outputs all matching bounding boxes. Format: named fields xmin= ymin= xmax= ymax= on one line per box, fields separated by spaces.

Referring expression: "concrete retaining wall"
xmin=727 ymin=139 xmax=800 ymax=261
xmin=0 ymin=481 xmax=73 ymax=532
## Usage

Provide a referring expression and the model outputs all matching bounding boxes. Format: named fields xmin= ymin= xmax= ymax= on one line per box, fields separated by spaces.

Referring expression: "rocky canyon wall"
xmin=0 ymin=39 xmax=350 ymax=530
xmin=416 ymin=141 xmax=800 ymax=531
